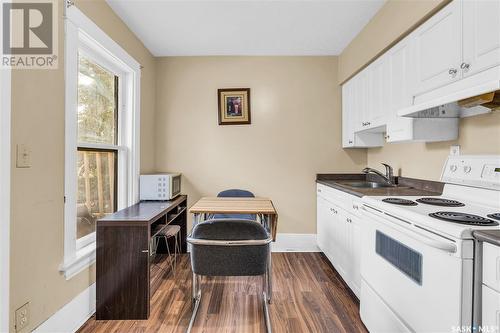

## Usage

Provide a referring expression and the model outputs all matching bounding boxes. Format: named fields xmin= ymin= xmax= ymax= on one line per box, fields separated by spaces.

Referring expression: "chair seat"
xmin=158 ymin=224 xmax=181 ymax=238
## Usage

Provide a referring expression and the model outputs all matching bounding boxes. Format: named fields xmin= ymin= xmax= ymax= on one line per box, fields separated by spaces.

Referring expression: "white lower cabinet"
xmin=482 ymin=285 xmax=500 ymax=332
xmin=317 ymin=184 xmax=362 ymax=297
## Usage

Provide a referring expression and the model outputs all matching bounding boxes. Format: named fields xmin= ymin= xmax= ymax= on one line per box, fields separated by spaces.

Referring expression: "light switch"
xmin=16 ymin=144 xmax=31 ymax=168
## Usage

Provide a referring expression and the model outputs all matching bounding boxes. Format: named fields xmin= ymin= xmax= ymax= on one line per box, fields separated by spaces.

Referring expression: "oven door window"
xmin=376 ymin=230 xmax=423 ymax=285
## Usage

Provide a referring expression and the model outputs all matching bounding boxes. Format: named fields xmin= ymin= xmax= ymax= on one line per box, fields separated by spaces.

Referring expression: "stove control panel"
xmin=442 ymin=155 xmax=500 ymax=189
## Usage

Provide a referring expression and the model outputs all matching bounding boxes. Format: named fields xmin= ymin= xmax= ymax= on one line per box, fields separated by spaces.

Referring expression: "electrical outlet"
xmin=16 ymin=144 xmax=31 ymax=168
xmin=450 ymin=145 xmax=460 ymax=156
xmin=15 ymin=302 xmax=29 ymax=332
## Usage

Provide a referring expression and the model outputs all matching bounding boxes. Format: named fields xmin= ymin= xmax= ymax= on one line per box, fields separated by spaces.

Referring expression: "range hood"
xmin=398 ymin=80 xmax=500 ymax=118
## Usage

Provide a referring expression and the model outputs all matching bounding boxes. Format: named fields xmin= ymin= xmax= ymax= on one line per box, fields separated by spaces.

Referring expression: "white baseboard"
xmin=271 ymin=233 xmax=320 ymax=252
xmin=33 ymin=283 xmax=95 ymax=333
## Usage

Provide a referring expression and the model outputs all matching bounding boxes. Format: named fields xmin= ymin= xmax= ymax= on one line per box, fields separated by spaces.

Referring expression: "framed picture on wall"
xmin=217 ymin=88 xmax=251 ymax=125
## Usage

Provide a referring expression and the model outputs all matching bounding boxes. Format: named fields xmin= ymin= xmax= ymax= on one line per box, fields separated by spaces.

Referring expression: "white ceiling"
xmin=106 ymin=0 xmax=385 ymax=57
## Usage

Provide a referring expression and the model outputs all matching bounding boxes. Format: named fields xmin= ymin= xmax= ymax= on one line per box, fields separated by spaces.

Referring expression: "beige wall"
xmin=338 ymin=0 xmax=449 ymax=84
xmin=368 ymin=112 xmax=500 ymax=180
xmin=155 ymin=56 xmax=366 ymax=234
xmin=9 ymin=0 xmax=156 ymax=331
xmin=339 ymin=0 xmax=500 ymax=181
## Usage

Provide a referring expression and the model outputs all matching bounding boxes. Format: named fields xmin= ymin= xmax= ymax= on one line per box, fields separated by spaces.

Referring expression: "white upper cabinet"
xmin=341 ymin=0 xmax=497 ymax=146
xmin=462 ymin=0 xmax=500 ymax=77
xmin=386 ymin=36 xmax=415 ymax=142
xmin=413 ymin=0 xmax=462 ymax=95
xmin=368 ymin=56 xmax=391 ymax=129
xmin=342 ymin=75 xmax=384 ymax=148
xmin=389 ymin=36 xmax=414 ymax=112
xmin=341 ymin=80 xmax=355 ymax=147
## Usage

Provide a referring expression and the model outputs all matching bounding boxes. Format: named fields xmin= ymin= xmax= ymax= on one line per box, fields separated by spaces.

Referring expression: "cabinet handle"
xmin=460 ymin=62 xmax=470 ymax=72
xmin=353 ymin=204 xmax=358 ymax=210
xmin=448 ymin=68 xmax=458 ymax=77
xmin=346 ymin=218 xmax=352 ymax=223
xmin=318 ymin=189 xmax=322 ymax=193
xmin=141 ymin=250 xmax=149 ymax=253
xmin=348 ymin=140 xmax=353 ymax=144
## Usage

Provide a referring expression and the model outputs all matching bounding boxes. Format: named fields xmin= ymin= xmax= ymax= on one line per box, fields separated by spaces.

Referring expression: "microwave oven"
xmin=139 ymin=173 xmax=181 ymax=201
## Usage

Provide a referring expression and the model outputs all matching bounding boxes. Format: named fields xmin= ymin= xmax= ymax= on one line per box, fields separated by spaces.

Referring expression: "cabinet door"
xmin=348 ymin=213 xmax=362 ymax=297
xmin=316 ymin=195 xmax=330 ymax=253
xmin=369 ymin=56 xmax=391 ymax=129
xmin=96 ymin=225 xmax=150 ymax=320
xmin=463 ymin=0 xmax=500 ymax=77
xmin=334 ymin=208 xmax=349 ymax=280
xmin=341 ymin=81 xmax=355 ymax=147
xmin=482 ymin=285 xmax=500 ymax=332
xmin=355 ymin=70 xmax=371 ymax=132
xmin=413 ymin=0 xmax=462 ymax=95
xmin=387 ymin=36 xmax=414 ymax=142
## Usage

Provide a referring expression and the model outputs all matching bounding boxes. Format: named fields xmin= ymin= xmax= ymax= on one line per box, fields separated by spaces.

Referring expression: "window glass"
xmin=77 ymin=55 xmax=117 ymax=145
xmin=76 ymin=149 xmax=117 ymax=239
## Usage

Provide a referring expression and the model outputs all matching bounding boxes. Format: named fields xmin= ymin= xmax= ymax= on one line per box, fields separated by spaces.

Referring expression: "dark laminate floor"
xmin=78 ymin=253 xmax=367 ymax=333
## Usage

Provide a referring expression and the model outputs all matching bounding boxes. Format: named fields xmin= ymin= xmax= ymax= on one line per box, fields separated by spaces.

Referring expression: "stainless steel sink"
xmin=344 ymin=181 xmax=395 ymax=188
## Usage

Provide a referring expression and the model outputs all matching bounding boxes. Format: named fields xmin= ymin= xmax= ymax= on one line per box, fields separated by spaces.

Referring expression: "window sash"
xmin=77 ymin=53 xmax=120 ymax=146
xmin=76 ymin=147 xmax=118 ymax=249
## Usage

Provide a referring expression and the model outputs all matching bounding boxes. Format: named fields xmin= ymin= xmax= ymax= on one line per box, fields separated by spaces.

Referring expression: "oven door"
xmin=360 ymin=206 xmax=473 ymax=333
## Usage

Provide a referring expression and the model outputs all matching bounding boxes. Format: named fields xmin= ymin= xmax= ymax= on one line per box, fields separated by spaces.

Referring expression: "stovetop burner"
xmin=416 ymin=197 xmax=465 ymax=207
xmin=382 ymin=198 xmax=418 ymax=206
xmin=429 ymin=212 xmax=499 ymax=226
xmin=487 ymin=213 xmax=500 ymax=221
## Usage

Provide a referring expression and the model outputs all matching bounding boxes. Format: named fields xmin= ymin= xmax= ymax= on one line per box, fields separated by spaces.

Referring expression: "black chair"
xmin=186 ymin=219 xmax=272 ymax=333
xmin=213 ymin=189 xmax=256 ymax=220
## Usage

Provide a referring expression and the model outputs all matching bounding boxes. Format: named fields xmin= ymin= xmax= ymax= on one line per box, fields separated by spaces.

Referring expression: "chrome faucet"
xmin=362 ymin=163 xmax=394 ymax=185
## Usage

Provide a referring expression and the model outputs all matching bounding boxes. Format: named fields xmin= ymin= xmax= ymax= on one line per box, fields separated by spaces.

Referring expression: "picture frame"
xmin=217 ymin=88 xmax=251 ymax=125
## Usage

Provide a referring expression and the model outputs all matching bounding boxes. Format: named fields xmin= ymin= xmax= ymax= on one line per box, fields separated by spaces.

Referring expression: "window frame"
xmin=61 ymin=5 xmax=141 ymax=280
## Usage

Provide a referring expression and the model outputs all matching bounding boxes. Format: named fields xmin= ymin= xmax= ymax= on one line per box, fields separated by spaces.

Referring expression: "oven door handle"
xmin=406 ymin=228 xmax=457 ymax=253
xmin=363 ymin=206 xmax=457 ymax=254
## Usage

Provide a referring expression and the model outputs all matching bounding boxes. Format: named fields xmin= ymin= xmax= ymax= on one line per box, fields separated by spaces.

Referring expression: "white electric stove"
xmin=359 ymin=155 xmax=500 ymax=333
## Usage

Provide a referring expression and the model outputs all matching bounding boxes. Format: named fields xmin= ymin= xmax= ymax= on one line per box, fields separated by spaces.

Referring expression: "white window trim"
xmin=61 ymin=5 xmax=141 ymax=280
xmin=0 ymin=46 xmax=12 ymax=333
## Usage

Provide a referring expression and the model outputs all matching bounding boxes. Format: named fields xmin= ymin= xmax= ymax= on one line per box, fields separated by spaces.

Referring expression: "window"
xmin=61 ymin=6 xmax=141 ymax=279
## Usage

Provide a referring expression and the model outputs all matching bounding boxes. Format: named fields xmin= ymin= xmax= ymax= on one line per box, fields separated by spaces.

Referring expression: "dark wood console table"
xmin=96 ymin=195 xmax=187 ymax=320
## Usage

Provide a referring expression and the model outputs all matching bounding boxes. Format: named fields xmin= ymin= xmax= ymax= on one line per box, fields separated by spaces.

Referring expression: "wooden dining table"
xmin=189 ymin=197 xmax=278 ymax=241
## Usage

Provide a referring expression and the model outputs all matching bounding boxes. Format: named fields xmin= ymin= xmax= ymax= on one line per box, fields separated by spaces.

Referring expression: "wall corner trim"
xmin=33 ymin=283 xmax=95 ymax=333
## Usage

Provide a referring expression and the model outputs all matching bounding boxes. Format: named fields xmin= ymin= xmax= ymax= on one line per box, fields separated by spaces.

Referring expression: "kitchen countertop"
xmin=473 ymin=230 xmax=500 ymax=247
xmin=316 ymin=173 xmax=444 ymax=198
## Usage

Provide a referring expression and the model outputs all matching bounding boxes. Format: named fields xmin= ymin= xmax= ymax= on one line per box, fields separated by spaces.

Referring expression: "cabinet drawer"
xmin=482 ymin=284 xmax=500 ymax=333
xmin=483 ymin=243 xmax=500 ymax=293
xmin=317 ymin=183 xmax=360 ymax=213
